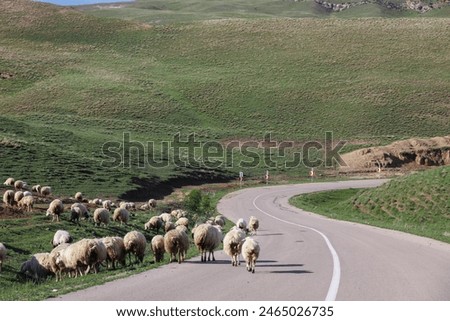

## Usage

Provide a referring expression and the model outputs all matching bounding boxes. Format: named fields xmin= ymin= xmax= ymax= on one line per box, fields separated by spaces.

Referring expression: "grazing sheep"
xmin=241 ymin=237 xmax=260 ymax=274
xmin=40 ymin=186 xmax=52 ymax=198
xmin=193 ymin=223 xmax=223 ymax=262
xmin=151 ymin=235 xmax=165 ymax=263
xmin=93 ymin=208 xmax=110 ymax=227
xmin=46 ymin=199 xmax=64 ymax=222
xmin=0 ymin=243 xmax=6 ymax=272
xmin=165 ymin=221 xmax=175 ymax=233
xmin=223 ymin=226 xmax=247 ymax=267
xmin=23 ymin=191 xmax=32 ymax=197
xmin=119 ymin=202 xmax=134 ymax=211
xmin=164 ymin=229 xmax=189 ymax=264
xmin=148 ymin=199 xmax=156 ymax=208
xmin=74 ymin=192 xmax=83 ymax=202
xmin=32 ymin=185 xmax=41 ymax=193
xmin=139 ymin=203 xmax=150 ymax=211
xmin=236 ymin=218 xmax=247 ymax=231
xmin=14 ymin=180 xmax=26 ymax=190
xmin=70 ymin=203 xmax=90 ymax=221
xmin=248 ymin=216 xmax=259 ymax=235
xmin=3 ymin=177 xmax=14 ymax=186
xmin=102 ymin=236 xmax=126 ymax=269
xmin=18 ymin=195 xmax=34 ymax=212
xmin=70 ymin=206 xmax=82 ymax=223
xmin=214 ymin=215 xmax=225 ymax=227
xmin=175 ymin=225 xmax=188 ymax=234
xmin=144 ymin=216 xmax=163 ymax=233
xmin=102 ymin=200 xmax=113 ymax=211
xmin=159 ymin=212 xmax=172 ymax=223
xmin=123 ymin=231 xmax=147 ymax=264
xmin=175 ymin=217 xmax=189 ymax=229
xmin=52 ymin=230 xmax=73 ymax=248
xmin=14 ymin=191 xmax=24 ymax=204
xmin=19 ymin=253 xmax=54 ymax=282
xmin=90 ymin=198 xmax=103 ymax=206
xmin=113 ymin=208 xmax=130 ymax=225
xmin=49 ymin=243 xmax=70 ymax=281
xmin=2 ymin=190 xmax=15 ymax=208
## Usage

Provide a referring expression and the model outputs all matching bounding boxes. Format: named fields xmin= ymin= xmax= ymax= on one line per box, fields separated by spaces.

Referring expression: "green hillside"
xmin=1 ymin=0 xmax=450 ymax=198
xmin=290 ymin=166 xmax=450 ymax=243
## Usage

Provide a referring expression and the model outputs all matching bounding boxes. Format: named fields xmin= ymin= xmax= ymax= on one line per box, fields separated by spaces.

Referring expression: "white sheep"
xmin=175 ymin=225 xmax=188 ymax=234
xmin=151 ymin=235 xmax=165 ymax=263
xmin=214 ymin=215 xmax=225 ymax=227
xmin=102 ymin=200 xmax=113 ymax=211
xmin=18 ymin=195 xmax=34 ymax=212
xmin=123 ymin=231 xmax=147 ymax=264
xmin=20 ymin=253 xmax=54 ymax=282
xmin=164 ymin=229 xmax=189 ymax=264
xmin=3 ymin=177 xmax=14 ymax=186
xmin=175 ymin=217 xmax=189 ymax=229
xmin=40 ymin=186 xmax=52 ymax=198
xmin=14 ymin=191 xmax=24 ymax=204
xmin=14 ymin=180 xmax=26 ymax=190
xmin=0 ymin=243 xmax=6 ymax=272
xmin=165 ymin=221 xmax=176 ymax=233
xmin=52 ymin=230 xmax=73 ymax=248
xmin=102 ymin=236 xmax=126 ymax=269
xmin=248 ymin=216 xmax=259 ymax=235
xmin=74 ymin=192 xmax=83 ymax=202
xmin=144 ymin=216 xmax=163 ymax=233
xmin=46 ymin=199 xmax=64 ymax=222
xmin=223 ymin=226 xmax=247 ymax=267
xmin=93 ymin=208 xmax=110 ymax=226
xmin=193 ymin=223 xmax=223 ymax=262
xmin=32 ymin=184 xmax=41 ymax=193
xmin=236 ymin=218 xmax=247 ymax=231
xmin=139 ymin=203 xmax=150 ymax=211
xmin=2 ymin=190 xmax=15 ymax=208
xmin=49 ymin=243 xmax=70 ymax=281
xmin=148 ymin=199 xmax=157 ymax=208
xmin=159 ymin=212 xmax=172 ymax=223
xmin=70 ymin=203 xmax=90 ymax=223
xmin=241 ymin=237 xmax=260 ymax=274
xmin=90 ymin=198 xmax=103 ymax=206
xmin=23 ymin=191 xmax=32 ymax=197
xmin=112 ymin=207 xmax=130 ymax=225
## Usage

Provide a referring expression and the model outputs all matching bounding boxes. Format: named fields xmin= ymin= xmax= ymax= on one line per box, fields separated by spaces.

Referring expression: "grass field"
xmin=290 ymin=166 xmax=450 ymax=243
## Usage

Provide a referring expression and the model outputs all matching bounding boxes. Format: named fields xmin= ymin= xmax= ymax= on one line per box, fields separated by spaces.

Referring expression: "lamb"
xmin=74 ymin=192 xmax=83 ymax=202
xmin=2 ymin=190 xmax=15 ymax=208
xmin=102 ymin=236 xmax=126 ymax=269
xmin=223 ymin=226 xmax=247 ymax=267
xmin=144 ymin=216 xmax=163 ymax=233
xmin=236 ymin=218 xmax=247 ymax=231
xmin=164 ymin=229 xmax=189 ymax=264
xmin=40 ymin=186 xmax=52 ymax=198
xmin=241 ymin=237 xmax=260 ymax=274
xmin=193 ymin=223 xmax=223 ymax=262
xmin=93 ymin=208 xmax=110 ymax=226
xmin=0 ymin=243 xmax=6 ymax=273
xmin=248 ymin=216 xmax=259 ymax=235
xmin=123 ymin=231 xmax=147 ymax=264
xmin=151 ymin=235 xmax=165 ymax=263
xmin=46 ymin=199 xmax=64 ymax=222
xmin=18 ymin=195 xmax=34 ymax=212
xmin=3 ymin=177 xmax=14 ymax=186
xmin=19 ymin=253 xmax=54 ymax=282
xmin=112 ymin=208 xmax=130 ymax=225
xmin=52 ymin=230 xmax=73 ymax=248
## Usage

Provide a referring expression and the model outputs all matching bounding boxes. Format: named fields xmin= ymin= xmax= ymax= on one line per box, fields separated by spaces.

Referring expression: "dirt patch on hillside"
xmin=339 ymin=136 xmax=450 ymax=174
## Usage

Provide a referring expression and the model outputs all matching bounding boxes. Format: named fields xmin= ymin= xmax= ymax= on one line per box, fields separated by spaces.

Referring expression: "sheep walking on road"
xmin=193 ymin=223 xmax=223 ymax=262
xmin=223 ymin=226 xmax=246 ymax=267
xmin=242 ymin=237 xmax=260 ymax=274
xmin=124 ymin=231 xmax=147 ymax=264
xmin=248 ymin=216 xmax=259 ymax=235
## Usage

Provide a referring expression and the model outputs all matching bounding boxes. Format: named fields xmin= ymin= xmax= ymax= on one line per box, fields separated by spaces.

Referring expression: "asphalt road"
xmin=50 ymin=179 xmax=450 ymax=301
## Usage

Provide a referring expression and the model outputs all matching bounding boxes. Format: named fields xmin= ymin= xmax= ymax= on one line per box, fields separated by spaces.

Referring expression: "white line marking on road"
xmin=252 ymin=191 xmax=341 ymax=301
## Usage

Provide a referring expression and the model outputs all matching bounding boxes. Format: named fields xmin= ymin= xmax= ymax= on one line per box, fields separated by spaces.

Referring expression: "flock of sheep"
xmin=0 ymin=176 xmax=262 ymax=285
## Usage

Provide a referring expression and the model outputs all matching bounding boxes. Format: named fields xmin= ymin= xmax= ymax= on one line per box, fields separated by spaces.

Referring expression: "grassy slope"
xmin=290 ymin=166 xmax=450 ymax=243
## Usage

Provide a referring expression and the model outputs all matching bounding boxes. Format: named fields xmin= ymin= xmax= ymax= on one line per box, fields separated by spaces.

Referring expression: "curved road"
xmin=50 ymin=179 xmax=450 ymax=301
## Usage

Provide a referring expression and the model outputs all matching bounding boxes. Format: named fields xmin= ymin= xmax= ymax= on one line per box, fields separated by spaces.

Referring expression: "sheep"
xmin=74 ymin=192 xmax=83 ymax=202
xmin=248 ymin=216 xmax=259 ymax=235
xmin=2 ymin=190 xmax=15 ymax=208
xmin=151 ymin=235 xmax=165 ymax=263
xmin=23 ymin=191 xmax=32 ymax=197
xmin=49 ymin=243 xmax=70 ymax=281
xmin=241 ymin=237 xmax=260 ymax=274
xmin=55 ymin=238 xmax=107 ymax=278
xmin=3 ymin=177 xmax=14 ymax=186
xmin=175 ymin=225 xmax=188 ymax=234
xmin=93 ymin=208 xmax=110 ymax=227
xmin=148 ymin=199 xmax=156 ymax=208
xmin=164 ymin=229 xmax=189 ymax=264
xmin=70 ymin=203 xmax=90 ymax=220
xmin=52 ymin=230 xmax=73 ymax=248
xmin=90 ymin=198 xmax=103 ymax=206
xmin=102 ymin=200 xmax=113 ymax=211
xmin=139 ymin=203 xmax=150 ymax=211
xmin=102 ymin=236 xmax=126 ymax=269
xmin=159 ymin=212 xmax=172 ymax=223
xmin=40 ymin=186 xmax=52 ymax=198
xmin=14 ymin=191 xmax=24 ymax=204
xmin=32 ymin=184 xmax=41 ymax=193
xmin=165 ymin=221 xmax=175 ymax=233
xmin=112 ymin=208 xmax=130 ymax=225
xmin=14 ymin=180 xmax=26 ymax=190
xmin=171 ymin=209 xmax=186 ymax=219
xmin=193 ymin=223 xmax=223 ymax=262
xmin=236 ymin=218 xmax=247 ymax=231
xmin=214 ymin=215 xmax=225 ymax=227
xmin=46 ymin=199 xmax=64 ymax=222
xmin=175 ymin=217 xmax=189 ymax=229
xmin=19 ymin=253 xmax=54 ymax=282
xmin=0 ymin=243 xmax=6 ymax=272
xmin=123 ymin=231 xmax=147 ymax=264
xmin=119 ymin=202 xmax=135 ymax=211
xmin=144 ymin=216 xmax=163 ymax=233
xmin=18 ymin=195 xmax=34 ymax=212
xmin=223 ymin=226 xmax=247 ymax=267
